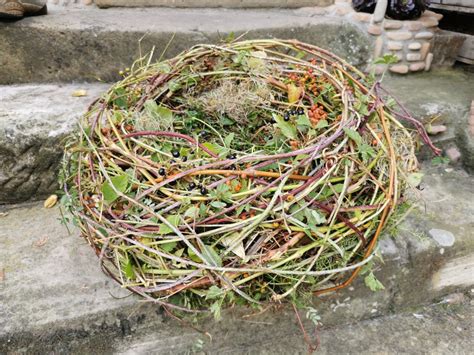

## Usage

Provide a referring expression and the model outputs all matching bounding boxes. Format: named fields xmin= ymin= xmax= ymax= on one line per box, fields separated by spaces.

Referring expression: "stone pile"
xmin=327 ymin=0 xmax=443 ymax=74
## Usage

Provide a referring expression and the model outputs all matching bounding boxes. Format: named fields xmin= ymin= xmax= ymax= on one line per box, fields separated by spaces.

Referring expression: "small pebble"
xmin=429 ymin=229 xmax=455 ymax=247
xmin=446 ymin=147 xmax=461 ymax=163
xmin=427 ymin=124 xmax=447 ymax=135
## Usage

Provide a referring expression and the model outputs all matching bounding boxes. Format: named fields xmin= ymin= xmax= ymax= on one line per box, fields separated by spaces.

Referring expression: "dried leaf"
xmin=72 ymin=89 xmax=88 ymax=97
xmin=0 ymin=212 xmax=8 ymax=217
xmin=221 ymin=233 xmax=246 ymax=259
xmin=44 ymin=194 xmax=58 ymax=208
xmin=287 ymin=83 xmax=302 ymax=104
xmin=33 ymin=236 xmax=48 ymax=248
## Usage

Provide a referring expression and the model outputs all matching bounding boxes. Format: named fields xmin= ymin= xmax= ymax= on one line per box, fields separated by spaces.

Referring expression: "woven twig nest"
xmin=61 ymin=39 xmax=431 ymax=312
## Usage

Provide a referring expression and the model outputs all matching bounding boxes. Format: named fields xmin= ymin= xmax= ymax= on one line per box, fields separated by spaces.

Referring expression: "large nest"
xmin=61 ymin=39 xmax=436 ymax=313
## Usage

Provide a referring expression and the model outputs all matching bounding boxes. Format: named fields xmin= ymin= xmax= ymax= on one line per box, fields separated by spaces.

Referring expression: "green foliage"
xmin=306 ymin=307 xmax=323 ymax=326
xmin=273 ymin=113 xmax=297 ymax=139
xmin=101 ymin=174 xmax=129 ymax=203
xmin=431 ymin=156 xmax=450 ymax=166
xmin=364 ymin=272 xmax=385 ymax=292
xmin=373 ymin=54 xmax=399 ymax=65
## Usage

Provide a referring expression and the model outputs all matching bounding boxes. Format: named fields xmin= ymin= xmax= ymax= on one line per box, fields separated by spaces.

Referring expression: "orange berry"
xmin=234 ymin=182 xmax=242 ymax=192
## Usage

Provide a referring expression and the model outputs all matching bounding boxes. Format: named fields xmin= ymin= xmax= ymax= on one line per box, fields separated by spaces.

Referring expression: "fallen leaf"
xmin=33 ymin=236 xmax=48 ymax=248
xmin=72 ymin=89 xmax=88 ymax=97
xmin=221 ymin=233 xmax=246 ymax=259
xmin=44 ymin=194 xmax=58 ymax=208
xmin=287 ymin=84 xmax=302 ymax=104
xmin=0 ymin=212 xmax=8 ymax=217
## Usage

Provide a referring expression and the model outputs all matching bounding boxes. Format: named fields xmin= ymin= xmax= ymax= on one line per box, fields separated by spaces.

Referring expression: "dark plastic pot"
xmin=352 ymin=0 xmax=430 ymax=20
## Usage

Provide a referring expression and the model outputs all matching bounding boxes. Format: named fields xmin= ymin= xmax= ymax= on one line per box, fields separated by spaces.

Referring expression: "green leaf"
xmin=219 ymin=116 xmax=235 ymax=126
xmin=123 ymin=258 xmax=134 ymax=279
xmin=160 ymin=241 xmax=177 ymax=253
xmin=360 ymin=143 xmax=376 ymax=162
xmin=226 ymin=31 xmax=235 ymax=43
xmin=364 ymin=272 xmax=385 ymax=292
xmin=187 ymin=247 xmax=202 ymax=263
xmin=199 ymin=203 xmax=207 ymax=218
xmin=315 ymin=119 xmax=329 ymax=129
xmin=202 ymin=142 xmax=222 ymax=155
xmin=156 ymin=62 xmax=172 ymax=73
xmin=273 ymin=113 xmax=297 ymax=140
xmin=305 ymin=209 xmax=327 ymax=225
xmin=296 ymin=115 xmax=311 ymax=127
xmin=205 ymin=285 xmax=225 ymax=300
xmin=168 ymin=81 xmax=182 ymax=92
xmin=343 ymin=127 xmax=362 ymax=145
xmin=113 ymin=87 xmax=127 ymax=108
xmin=201 ymin=244 xmax=222 ymax=267
xmin=101 ymin=174 xmax=129 ymax=203
xmin=373 ymin=53 xmax=399 ymax=65
xmin=210 ymin=300 xmax=222 ymax=321
xmin=407 ymin=172 xmax=424 ymax=187
xmin=431 ymin=156 xmax=450 ymax=166
xmin=144 ymin=100 xmax=174 ymax=129
xmin=224 ymin=133 xmax=235 ymax=148
xmin=184 ymin=206 xmax=199 ymax=219
xmin=211 ymin=201 xmax=227 ymax=209
xmin=158 ymin=215 xmax=181 ymax=235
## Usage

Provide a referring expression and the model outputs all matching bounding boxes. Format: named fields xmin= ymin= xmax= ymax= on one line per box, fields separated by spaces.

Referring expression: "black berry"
xmin=188 ymin=182 xmax=196 ymax=190
xmin=284 ymin=112 xmax=291 ymax=121
xmin=200 ymin=187 xmax=208 ymax=195
xmin=227 ymin=153 xmax=237 ymax=159
xmin=290 ymin=109 xmax=297 ymax=116
xmin=158 ymin=168 xmax=166 ymax=176
xmin=182 ymin=156 xmax=188 ymax=162
xmin=171 ymin=150 xmax=180 ymax=158
xmin=297 ymin=107 xmax=304 ymax=115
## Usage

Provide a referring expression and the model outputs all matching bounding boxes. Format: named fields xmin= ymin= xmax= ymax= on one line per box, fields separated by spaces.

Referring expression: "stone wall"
xmin=327 ymin=0 xmax=444 ymax=74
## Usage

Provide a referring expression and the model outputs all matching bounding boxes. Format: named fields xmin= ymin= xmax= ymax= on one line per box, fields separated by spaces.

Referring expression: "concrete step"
xmin=1 ymin=164 xmax=473 ymax=353
xmin=0 ymin=6 xmax=371 ymax=85
xmin=1 ymin=68 xmax=473 ymax=204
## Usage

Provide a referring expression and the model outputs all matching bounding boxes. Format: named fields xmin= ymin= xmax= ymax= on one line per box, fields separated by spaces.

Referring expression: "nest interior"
xmin=61 ymin=39 xmax=432 ymax=313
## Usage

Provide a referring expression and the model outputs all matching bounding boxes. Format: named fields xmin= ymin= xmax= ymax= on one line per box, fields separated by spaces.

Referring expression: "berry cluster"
xmin=308 ymin=104 xmax=328 ymax=126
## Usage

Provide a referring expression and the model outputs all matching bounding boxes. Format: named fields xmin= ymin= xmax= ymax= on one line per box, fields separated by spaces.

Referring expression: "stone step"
xmin=1 ymin=164 xmax=473 ymax=353
xmin=95 ymin=0 xmax=334 ymax=8
xmin=114 ymin=294 xmax=474 ymax=353
xmin=0 ymin=83 xmax=109 ymax=204
xmin=2 ymin=68 xmax=473 ymax=204
xmin=0 ymin=6 xmax=371 ymax=85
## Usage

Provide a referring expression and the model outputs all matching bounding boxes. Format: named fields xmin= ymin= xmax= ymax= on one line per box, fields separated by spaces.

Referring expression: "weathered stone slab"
xmin=0 ymin=7 xmax=371 ymax=84
xmin=0 ymin=84 xmax=108 ymax=204
xmin=383 ymin=68 xmax=474 ymax=160
xmin=1 ymin=164 xmax=473 ymax=353
xmin=431 ymin=30 xmax=467 ymax=67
